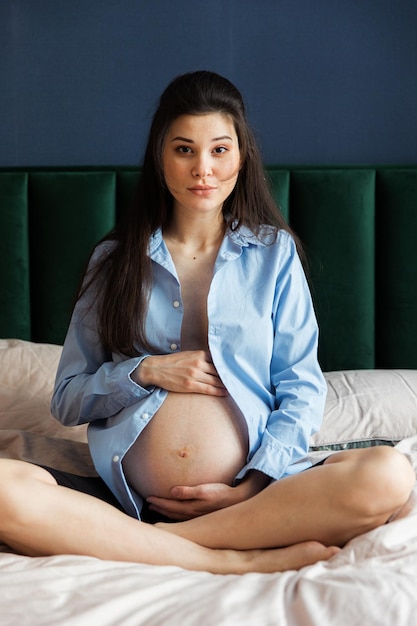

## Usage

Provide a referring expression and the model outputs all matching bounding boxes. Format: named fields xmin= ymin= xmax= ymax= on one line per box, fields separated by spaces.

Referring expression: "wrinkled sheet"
xmin=1 ymin=436 xmax=417 ymax=626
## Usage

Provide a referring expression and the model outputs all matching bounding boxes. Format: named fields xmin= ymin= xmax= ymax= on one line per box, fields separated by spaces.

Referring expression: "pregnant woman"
xmin=0 ymin=71 xmax=414 ymax=574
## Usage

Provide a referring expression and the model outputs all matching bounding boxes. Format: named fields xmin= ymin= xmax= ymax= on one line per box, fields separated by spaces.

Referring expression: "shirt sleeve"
xmin=238 ymin=235 xmax=327 ymax=481
xmin=51 ymin=246 xmax=153 ymax=427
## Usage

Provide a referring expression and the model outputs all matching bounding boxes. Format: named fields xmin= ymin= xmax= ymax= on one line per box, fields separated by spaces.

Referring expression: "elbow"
xmin=50 ymin=384 xmax=85 ymax=427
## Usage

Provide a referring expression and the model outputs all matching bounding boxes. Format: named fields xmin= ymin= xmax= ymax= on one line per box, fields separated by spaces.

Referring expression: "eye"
xmin=176 ymin=146 xmax=193 ymax=154
xmin=213 ymin=146 xmax=228 ymax=154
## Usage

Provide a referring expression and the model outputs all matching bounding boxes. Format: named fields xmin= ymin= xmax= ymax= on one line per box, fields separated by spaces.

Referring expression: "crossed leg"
xmin=158 ymin=446 xmax=416 ymax=550
xmin=0 ymin=459 xmax=338 ymax=574
xmin=0 ymin=447 xmax=413 ymax=574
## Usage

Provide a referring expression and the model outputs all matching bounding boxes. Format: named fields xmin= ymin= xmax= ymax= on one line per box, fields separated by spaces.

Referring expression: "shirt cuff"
xmin=236 ymin=442 xmax=291 ymax=482
xmin=127 ymin=355 xmax=156 ymax=394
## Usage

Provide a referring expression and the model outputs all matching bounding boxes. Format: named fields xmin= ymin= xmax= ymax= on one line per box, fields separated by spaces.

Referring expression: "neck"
xmin=164 ymin=211 xmax=226 ymax=250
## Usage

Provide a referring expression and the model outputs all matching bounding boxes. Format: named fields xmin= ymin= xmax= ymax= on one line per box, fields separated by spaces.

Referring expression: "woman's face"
xmin=162 ymin=113 xmax=241 ymax=219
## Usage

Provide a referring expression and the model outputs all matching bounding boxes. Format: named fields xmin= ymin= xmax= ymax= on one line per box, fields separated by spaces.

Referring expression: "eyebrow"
xmin=170 ymin=135 xmax=234 ymax=143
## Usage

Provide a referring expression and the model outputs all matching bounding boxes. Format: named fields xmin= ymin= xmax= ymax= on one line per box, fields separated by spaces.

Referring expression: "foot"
xmin=236 ymin=541 xmax=340 ymax=574
xmin=155 ymin=523 xmax=340 ymax=574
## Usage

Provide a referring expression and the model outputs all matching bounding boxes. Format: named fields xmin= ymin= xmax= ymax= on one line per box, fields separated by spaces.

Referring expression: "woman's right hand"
xmin=133 ymin=350 xmax=228 ymax=396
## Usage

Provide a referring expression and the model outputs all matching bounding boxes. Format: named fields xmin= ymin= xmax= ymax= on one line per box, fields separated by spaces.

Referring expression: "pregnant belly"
xmin=122 ymin=392 xmax=248 ymax=499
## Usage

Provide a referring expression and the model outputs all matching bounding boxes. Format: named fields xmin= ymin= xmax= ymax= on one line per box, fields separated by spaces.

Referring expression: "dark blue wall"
xmin=1 ymin=0 xmax=417 ymax=166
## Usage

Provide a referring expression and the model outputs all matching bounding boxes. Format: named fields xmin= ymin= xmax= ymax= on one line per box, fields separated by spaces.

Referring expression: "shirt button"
xmin=173 ymin=300 xmax=180 ymax=308
xmin=112 ymin=455 xmax=120 ymax=463
xmin=170 ymin=343 xmax=178 ymax=351
xmin=141 ymin=412 xmax=150 ymax=420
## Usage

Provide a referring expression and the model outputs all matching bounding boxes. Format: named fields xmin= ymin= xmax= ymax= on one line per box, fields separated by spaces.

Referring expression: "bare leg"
xmin=159 ymin=447 xmax=416 ymax=549
xmin=0 ymin=459 xmax=338 ymax=574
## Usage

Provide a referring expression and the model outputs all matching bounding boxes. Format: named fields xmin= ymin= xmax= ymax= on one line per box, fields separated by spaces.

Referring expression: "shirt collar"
xmin=149 ymin=223 xmax=272 ymax=256
xmin=227 ymin=223 xmax=271 ymax=247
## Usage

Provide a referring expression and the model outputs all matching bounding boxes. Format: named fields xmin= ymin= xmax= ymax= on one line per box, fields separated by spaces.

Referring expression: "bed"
xmin=1 ymin=339 xmax=417 ymax=625
xmin=1 ymin=166 xmax=417 ymax=624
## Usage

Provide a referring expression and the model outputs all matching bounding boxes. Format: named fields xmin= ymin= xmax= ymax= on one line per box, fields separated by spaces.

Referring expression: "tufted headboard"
xmin=1 ymin=166 xmax=416 ymax=372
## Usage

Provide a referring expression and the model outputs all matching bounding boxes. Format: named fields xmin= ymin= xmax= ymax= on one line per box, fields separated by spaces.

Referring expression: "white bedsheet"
xmin=1 ymin=436 xmax=417 ymax=626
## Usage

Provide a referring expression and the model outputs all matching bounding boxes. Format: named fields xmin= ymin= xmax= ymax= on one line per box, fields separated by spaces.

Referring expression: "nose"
xmin=192 ymin=156 xmax=212 ymax=178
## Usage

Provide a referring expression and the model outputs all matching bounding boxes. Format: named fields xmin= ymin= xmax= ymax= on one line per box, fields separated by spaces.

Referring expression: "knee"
xmin=383 ymin=446 xmax=415 ymax=500
xmin=353 ymin=446 xmax=415 ymax=517
xmin=0 ymin=458 xmax=24 ymax=491
xmin=0 ymin=460 xmax=22 ymax=529
xmin=0 ymin=460 xmax=54 ymax=530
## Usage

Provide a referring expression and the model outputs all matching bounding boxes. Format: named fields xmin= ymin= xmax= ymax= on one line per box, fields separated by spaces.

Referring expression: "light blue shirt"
xmin=51 ymin=226 xmax=327 ymax=518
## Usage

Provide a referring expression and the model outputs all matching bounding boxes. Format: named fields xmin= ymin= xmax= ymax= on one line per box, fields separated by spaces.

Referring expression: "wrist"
xmin=134 ymin=356 xmax=154 ymax=387
xmin=238 ymin=470 xmax=271 ymax=499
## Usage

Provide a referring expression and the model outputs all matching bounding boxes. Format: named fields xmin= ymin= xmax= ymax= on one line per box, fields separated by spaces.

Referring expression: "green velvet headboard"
xmin=1 ymin=166 xmax=416 ymax=372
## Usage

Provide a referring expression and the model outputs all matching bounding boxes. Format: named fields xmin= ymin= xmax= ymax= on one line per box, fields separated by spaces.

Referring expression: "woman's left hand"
xmin=146 ymin=471 xmax=270 ymax=520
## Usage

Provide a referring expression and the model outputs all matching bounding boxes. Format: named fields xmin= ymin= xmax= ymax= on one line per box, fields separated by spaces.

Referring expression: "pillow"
xmin=1 ymin=340 xmax=416 ymax=464
xmin=0 ymin=338 xmax=95 ymax=474
xmin=311 ymin=369 xmax=417 ymax=450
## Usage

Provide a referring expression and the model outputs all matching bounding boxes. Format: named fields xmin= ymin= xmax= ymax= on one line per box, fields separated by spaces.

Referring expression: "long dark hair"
xmin=83 ymin=71 xmax=302 ymax=356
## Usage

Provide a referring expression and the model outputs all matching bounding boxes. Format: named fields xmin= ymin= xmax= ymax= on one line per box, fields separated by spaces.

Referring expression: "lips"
xmin=188 ymin=186 xmax=216 ymax=196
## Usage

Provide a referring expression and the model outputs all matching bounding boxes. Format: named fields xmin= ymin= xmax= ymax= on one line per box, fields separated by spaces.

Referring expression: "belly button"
xmin=178 ymin=448 xmax=189 ymax=458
